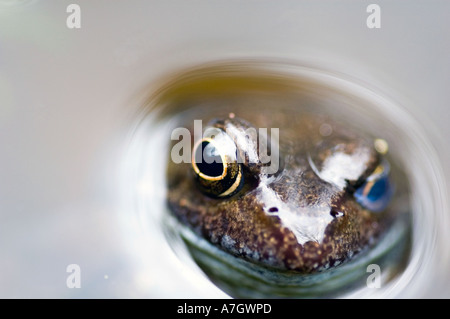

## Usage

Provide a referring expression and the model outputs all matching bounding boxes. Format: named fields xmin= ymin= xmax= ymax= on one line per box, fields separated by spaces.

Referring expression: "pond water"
xmin=121 ymin=61 xmax=448 ymax=298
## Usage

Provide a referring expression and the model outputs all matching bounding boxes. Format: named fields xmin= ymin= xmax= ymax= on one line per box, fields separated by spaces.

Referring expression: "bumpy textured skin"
xmin=167 ymin=112 xmax=388 ymax=274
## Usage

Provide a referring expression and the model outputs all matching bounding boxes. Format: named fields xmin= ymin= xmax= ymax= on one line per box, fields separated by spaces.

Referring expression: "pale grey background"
xmin=0 ymin=1 xmax=449 ymax=298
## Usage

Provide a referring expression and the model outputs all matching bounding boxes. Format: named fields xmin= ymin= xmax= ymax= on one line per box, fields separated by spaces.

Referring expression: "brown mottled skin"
xmin=167 ymin=111 xmax=390 ymax=274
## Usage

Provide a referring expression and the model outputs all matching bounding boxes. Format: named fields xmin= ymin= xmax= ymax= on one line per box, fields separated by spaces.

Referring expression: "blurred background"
xmin=0 ymin=0 xmax=449 ymax=298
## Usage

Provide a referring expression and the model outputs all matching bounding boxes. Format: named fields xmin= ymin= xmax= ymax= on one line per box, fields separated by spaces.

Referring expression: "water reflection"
xmin=121 ymin=60 xmax=448 ymax=298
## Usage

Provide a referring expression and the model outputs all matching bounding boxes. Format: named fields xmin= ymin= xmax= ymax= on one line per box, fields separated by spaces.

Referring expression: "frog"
xmin=166 ymin=110 xmax=396 ymax=276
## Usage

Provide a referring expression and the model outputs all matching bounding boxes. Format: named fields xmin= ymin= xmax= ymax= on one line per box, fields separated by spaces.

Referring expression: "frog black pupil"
xmin=196 ymin=141 xmax=224 ymax=177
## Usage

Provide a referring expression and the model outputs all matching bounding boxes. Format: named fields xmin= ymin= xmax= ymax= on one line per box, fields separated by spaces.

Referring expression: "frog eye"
xmin=354 ymin=161 xmax=393 ymax=212
xmin=191 ymin=129 xmax=244 ymax=198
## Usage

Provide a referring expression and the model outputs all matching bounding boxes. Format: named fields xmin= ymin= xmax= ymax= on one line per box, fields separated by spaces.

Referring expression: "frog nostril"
xmin=330 ymin=210 xmax=345 ymax=218
xmin=268 ymin=207 xmax=279 ymax=213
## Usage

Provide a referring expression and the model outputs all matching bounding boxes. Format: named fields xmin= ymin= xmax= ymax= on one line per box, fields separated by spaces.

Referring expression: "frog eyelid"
xmin=344 ymin=159 xmax=390 ymax=190
xmin=216 ymin=164 xmax=243 ymax=197
xmin=366 ymin=160 xmax=390 ymax=181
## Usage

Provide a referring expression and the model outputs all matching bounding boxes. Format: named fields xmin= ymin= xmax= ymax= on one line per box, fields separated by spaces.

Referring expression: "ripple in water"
xmin=120 ymin=60 xmax=449 ymax=298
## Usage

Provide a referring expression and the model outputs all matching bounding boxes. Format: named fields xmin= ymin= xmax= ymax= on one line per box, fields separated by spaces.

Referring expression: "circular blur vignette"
xmin=1 ymin=1 xmax=449 ymax=300
xmin=120 ymin=60 xmax=450 ymax=298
